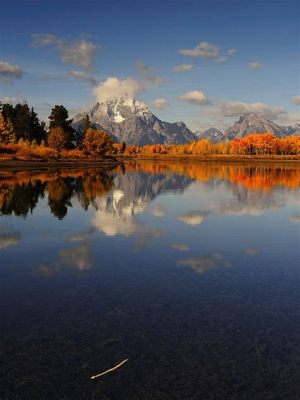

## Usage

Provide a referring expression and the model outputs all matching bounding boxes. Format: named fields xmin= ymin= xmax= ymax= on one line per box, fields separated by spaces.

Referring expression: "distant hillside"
xmin=195 ymin=128 xmax=225 ymax=143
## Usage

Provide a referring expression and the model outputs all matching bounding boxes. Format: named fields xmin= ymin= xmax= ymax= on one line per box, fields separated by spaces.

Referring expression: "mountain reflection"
xmin=0 ymin=162 xmax=299 ymax=220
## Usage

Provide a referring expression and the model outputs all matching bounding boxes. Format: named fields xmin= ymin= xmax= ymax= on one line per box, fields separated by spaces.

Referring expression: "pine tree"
xmin=75 ymin=114 xmax=96 ymax=147
xmin=48 ymin=105 xmax=75 ymax=148
xmin=0 ymin=112 xmax=17 ymax=144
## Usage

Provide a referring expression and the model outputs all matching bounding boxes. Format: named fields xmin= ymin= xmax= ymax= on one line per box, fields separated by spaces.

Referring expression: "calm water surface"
xmin=0 ymin=161 xmax=299 ymax=400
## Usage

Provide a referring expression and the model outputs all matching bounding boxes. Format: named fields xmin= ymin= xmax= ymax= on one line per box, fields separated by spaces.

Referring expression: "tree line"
xmin=0 ymin=102 xmax=115 ymax=158
xmin=0 ymin=101 xmax=299 ymax=159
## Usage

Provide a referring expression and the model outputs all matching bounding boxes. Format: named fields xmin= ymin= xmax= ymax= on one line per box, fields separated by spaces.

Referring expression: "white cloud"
xmin=1 ymin=94 xmax=24 ymax=104
xmin=179 ymin=90 xmax=210 ymax=106
xmin=178 ymin=41 xmax=235 ymax=62
xmin=227 ymin=48 xmax=237 ymax=56
xmin=179 ymin=41 xmax=220 ymax=59
xmin=92 ymin=77 xmax=144 ymax=102
xmin=248 ymin=62 xmax=262 ymax=70
xmin=292 ymin=96 xmax=300 ymax=105
xmin=219 ymin=101 xmax=286 ymax=119
xmin=0 ymin=60 xmax=22 ymax=83
xmin=215 ymin=56 xmax=228 ymax=63
xmin=61 ymin=40 xmax=97 ymax=69
xmin=32 ymin=33 xmax=63 ymax=47
xmin=68 ymin=70 xmax=97 ymax=85
xmin=32 ymin=34 xmax=98 ymax=69
xmin=173 ymin=63 xmax=193 ymax=72
xmin=274 ymin=112 xmax=299 ymax=125
xmin=152 ymin=98 xmax=168 ymax=109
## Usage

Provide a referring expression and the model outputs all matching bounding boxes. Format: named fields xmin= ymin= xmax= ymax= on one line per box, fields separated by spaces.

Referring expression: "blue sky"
xmin=0 ymin=0 xmax=299 ymax=130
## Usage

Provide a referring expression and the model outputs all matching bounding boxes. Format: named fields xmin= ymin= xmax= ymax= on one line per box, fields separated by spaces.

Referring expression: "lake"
xmin=0 ymin=161 xmax=299 ymax=400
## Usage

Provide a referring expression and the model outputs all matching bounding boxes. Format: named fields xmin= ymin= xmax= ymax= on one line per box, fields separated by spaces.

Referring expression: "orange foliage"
xmin=119 ymin=133 xmax=300 ymax=158
xmin=0 ymin=132 xmax=299 ymax=163
xmin=122 ymin=161 xmax=300 ymax=192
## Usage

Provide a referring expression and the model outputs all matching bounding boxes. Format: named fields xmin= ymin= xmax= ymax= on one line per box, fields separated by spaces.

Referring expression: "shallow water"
xmin=0 ymin=161 xmax=299 ymax=400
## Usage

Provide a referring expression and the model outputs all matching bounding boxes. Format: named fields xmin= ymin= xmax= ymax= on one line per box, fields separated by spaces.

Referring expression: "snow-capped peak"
xmin=90 ymin=96 xmax=153 ymax=124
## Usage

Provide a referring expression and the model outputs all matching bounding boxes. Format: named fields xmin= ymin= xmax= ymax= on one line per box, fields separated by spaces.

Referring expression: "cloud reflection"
xmin=66 ymin=227 xmax=96 ymax=242
xmin=35 ymin=243 xmax=93 ymax=276
xmin=150 ymin=206 xmax=166 ymax=218
xmin=177 ymin=210 xmax=209 ymax=225
xmin=289 ymin=213 xmax=300 ymax=224
xmin=177 ymin=254 xmax=231 ymax=274
xmin=245 ymin=247 xmax=258 ymax=256
xmin=171 ymin=243 xmax=190 ymax=252
xmin=0 ymin=226 xmax=21 ymax=250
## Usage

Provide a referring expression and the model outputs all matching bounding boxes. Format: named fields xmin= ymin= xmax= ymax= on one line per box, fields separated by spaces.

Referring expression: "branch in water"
xmin=90 ymin=359 xmax=129 ymax=380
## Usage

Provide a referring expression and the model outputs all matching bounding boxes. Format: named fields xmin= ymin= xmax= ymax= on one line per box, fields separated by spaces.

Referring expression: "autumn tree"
xmin=48 ymin=127 xmax=68 ymax=151
xmin=83 ymin=128 xmax=113 ymax=157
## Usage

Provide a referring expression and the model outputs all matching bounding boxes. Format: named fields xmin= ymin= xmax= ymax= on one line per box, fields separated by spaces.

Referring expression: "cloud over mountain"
xmin=220 ymin=101 xmax=286 ymax=119
xmin=92 ymin=77 xmax=144 ymax=102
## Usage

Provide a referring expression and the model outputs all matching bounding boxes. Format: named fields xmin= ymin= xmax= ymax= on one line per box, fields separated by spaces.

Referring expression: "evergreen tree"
xmin=48 ymin=105 xmax=75 ymax=148
xmin=76 ymin=114 xmax=96 ymax=147
xmin=0 ymin=102 xmax=46 ymax=144
xmin=29 ymin=107 xmax=47 ymax=143
xmin=0 ymin=112 xmax=17 ymax=144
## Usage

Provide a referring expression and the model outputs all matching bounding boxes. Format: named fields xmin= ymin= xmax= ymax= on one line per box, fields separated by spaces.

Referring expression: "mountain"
xmin=286 ymin=124 xmax=300 ymax=136
xmin=72 ymin=97 xmax=197 ymax=146
xmin=195 ymin=127 xmax=225 ymax=143
xmin=224 ymin=114 xmax=287 ymax=140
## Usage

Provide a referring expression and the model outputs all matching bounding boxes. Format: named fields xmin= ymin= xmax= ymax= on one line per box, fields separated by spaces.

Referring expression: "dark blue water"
xmin=0 ymin=162 xmax=299 ymax=400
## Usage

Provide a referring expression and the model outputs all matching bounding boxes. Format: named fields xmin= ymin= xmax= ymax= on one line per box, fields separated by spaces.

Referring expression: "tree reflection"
xmin=0 ymin=162 xmax=299 ymax=219
xmin=0 ymin=168 xmax=114 ymax=219
xmin=0 ymin=181 xmax=45 ymax=217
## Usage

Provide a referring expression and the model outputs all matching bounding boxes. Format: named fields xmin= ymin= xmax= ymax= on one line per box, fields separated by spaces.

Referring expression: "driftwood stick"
xmin=90 ymin=359 xmax=129 ymax=380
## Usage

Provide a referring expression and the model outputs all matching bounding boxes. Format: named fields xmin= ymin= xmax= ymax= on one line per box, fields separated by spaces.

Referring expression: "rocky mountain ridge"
xmin=72 ymin=98 xmax=299 ymax=144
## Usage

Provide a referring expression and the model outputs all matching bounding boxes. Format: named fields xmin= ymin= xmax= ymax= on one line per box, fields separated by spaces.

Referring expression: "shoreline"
xmin=0 ymin=159 xmax=121 ymax=169
xmin=119 ymin=155 xmax=300 ymax=163
xmin=0 ymin=155 xmax=299 ymax=168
